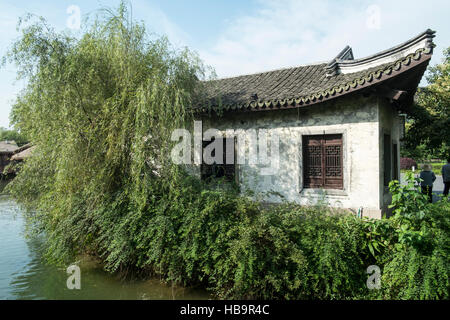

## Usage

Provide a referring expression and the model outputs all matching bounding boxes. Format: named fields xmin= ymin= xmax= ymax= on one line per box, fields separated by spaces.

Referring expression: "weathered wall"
xmin=200 ymin=93 xmax=384 ymax=215
xmin=378 ymin=97 xmax=402 ymax=216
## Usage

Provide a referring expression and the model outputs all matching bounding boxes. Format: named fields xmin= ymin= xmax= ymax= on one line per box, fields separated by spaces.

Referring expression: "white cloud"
xmin=199 ymin=0 xmax=450 ymax=78
xmin=131 ymin=0 xmax=191 ymax=48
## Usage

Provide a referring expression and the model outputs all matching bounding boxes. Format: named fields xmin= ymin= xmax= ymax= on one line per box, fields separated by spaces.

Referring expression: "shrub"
xmin=401 ymin=157 xmax=418 ymax=170
xmin=379 ymin=200 xmax=450 ymax=299
xmin=378 ymin=175 xmax=450 ymax=299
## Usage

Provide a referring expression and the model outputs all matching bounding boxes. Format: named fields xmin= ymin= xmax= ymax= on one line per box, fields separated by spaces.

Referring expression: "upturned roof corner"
xmin=199 ymin=29 xmax=436 ymax=114
xmin=326 ymin=45 xmax=354 ymax=77
xmin=326 ymin=29 xmax=436 ymax=77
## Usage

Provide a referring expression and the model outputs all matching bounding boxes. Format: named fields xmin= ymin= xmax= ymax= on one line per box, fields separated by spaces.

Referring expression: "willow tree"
xmin=3 ymin=4 xmax=209 ymax=271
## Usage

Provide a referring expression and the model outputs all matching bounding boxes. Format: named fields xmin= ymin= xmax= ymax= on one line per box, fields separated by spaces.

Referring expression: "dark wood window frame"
xmin=383 ymin=134 xmax=392 ymax=187
xmin=302 ymin=134 xmax=343 ymax=190
xmin=201 ymin=137 xmax=237 ymax=183
xmin=392 ymin=143 xmax=399 ymax=181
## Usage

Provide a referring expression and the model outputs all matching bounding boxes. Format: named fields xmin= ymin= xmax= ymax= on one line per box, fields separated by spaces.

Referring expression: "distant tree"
xmin=0 ymin=127 xmax=29 ymax=146
xmin=403 ymin=47 xmax=450 ymax=160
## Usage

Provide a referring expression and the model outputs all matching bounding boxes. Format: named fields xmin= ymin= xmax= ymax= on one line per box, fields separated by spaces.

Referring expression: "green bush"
xmin=374 ymin=175 xmax=450 ymax=299
xmin=11 ymin=162 xmax=450 ymax=300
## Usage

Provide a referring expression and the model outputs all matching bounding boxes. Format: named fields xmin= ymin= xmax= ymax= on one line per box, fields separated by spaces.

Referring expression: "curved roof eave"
xmin=197 ymin=30 xmax=435 ymax=114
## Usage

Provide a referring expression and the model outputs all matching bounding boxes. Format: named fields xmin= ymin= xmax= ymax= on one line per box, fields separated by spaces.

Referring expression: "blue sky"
xmin=0 ymin=0 xmax=449 ymax=128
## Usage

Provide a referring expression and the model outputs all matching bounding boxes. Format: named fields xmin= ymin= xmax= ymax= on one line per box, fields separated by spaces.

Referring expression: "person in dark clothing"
xmin=420 ymin=164 xmax=436 ymax=203
xmin=442 ymin=158 xmax=450 ymax=197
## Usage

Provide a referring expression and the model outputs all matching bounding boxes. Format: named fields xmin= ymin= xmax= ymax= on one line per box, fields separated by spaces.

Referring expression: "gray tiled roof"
xmin=11 ymin=145 xmax=35 ymax=161
xmin=203 ymin=62 xmax=390 ymax=108
xmin=198 ymin=30 xmax=435 ymax=112
xmin=0 ymin=141 xmax=19 ymax=153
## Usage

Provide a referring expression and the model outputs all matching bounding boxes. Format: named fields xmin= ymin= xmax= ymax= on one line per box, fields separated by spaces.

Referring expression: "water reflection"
xmin=0 ymin=194 xmax=210 ymax=300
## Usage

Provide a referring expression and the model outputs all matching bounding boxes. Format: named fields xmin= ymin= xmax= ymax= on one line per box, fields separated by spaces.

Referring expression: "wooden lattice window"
xmin=201 ymin=138 xmax=236 ymax=182
xmin=303 ymin=134 xmax=343 ymax=189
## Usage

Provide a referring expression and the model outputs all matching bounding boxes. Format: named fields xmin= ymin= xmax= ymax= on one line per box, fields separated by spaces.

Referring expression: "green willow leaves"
xmin=3 ymin=4 xmax=208 ymax=263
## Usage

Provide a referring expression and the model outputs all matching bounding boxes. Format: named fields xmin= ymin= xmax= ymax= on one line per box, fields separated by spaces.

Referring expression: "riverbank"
xmin=3 ymin=177 xmax=449 ymax=300
xmin=0 ymin=194 xmax=210 ymax=300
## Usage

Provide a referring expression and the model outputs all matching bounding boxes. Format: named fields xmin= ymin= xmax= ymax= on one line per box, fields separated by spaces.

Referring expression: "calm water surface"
xmin=0 ymin=192 xmax=210 ymax=300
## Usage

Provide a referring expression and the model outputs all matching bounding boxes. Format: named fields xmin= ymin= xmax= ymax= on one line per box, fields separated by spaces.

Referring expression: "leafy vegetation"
xmin=380 ymin=174 xmax=449 ymax=299
xmin=3 ymin=3 xmax=448 ymax=300
xmin=402 ymin=47 xmax=450 ymax=161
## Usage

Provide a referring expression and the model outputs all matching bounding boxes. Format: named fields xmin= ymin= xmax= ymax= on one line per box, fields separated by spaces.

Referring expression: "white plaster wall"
xmin=201 ymin=94 xmax=383 ymax=212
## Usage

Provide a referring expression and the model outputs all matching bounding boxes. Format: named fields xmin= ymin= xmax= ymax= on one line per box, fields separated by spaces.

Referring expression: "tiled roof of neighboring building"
xmin=11 ymin=145 xmax=35 ymax=161
xmin=198 ymin=29 xmax=435 ymax=112
xmin=0 ymin=141 xmax=19 ymax=153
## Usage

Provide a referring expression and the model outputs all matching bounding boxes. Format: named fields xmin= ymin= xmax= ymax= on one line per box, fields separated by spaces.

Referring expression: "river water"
xmin=0 ymin=192 xmax=210 ymax=300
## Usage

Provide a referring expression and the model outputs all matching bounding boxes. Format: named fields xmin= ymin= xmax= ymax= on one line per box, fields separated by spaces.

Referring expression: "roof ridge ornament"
xmin=336 ymin=45 xmax=355 ymax=61
xmin=325 ymin=29 xmax=435 ymax=77
xmin=326 ymin=45 xmax=354 ymax=77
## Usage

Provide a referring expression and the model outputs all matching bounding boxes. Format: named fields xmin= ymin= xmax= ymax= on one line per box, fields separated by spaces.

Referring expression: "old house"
xmin=196 ymin=30 xmax=436 ymax=219
xmin=0 ymin=140 xmax=19 ymax=175
xmin=10 ymin=143 xmax=34 ymax=162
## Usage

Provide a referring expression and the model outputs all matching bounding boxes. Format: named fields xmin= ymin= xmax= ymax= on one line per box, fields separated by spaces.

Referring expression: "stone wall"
xmin=199 ymin=93 xmax=387 ymax=215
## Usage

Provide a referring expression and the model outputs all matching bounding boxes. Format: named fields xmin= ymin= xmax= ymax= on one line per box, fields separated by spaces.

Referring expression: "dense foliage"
xmin=3 ymin=4 xmax=449 ymax=300
xmin=3 ymin=3 xmax=208 ymax=250
xmin=402 ymin=47 xmax=450 ymax=160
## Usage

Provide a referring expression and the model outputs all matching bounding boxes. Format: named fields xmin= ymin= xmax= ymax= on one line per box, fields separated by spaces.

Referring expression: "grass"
xmin=401 ymin=162 xmax=445 ymax=176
